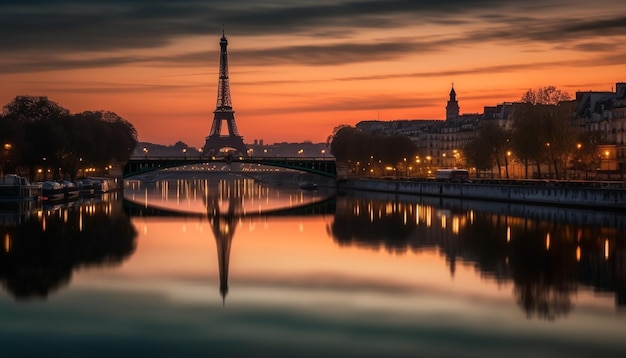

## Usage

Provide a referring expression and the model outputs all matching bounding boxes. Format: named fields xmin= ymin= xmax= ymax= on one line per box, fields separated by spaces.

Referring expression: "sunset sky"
xmin=1 ymin=0 xmax=625 ymax=148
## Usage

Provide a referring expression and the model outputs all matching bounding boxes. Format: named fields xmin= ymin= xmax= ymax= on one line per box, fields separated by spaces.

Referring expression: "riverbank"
xmin=336 ymin=178 xmax=626 ymax=210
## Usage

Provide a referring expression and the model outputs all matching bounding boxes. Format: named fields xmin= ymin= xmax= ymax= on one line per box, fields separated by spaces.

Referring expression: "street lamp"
xmin=198 ymin=148 xmax=203 ymax=158
xmin=183 ymin=148 xmax=187 ymax=159
xmin=321 ymin=149 xmax=326 ymax=158
xmin=2 ymin=143 xmax=12 ymax=176
xmin=143 ymin=147 xmax=148 ymax=159
xmin=403 ymin=157 xmax=408 ymax=177
xmin=505 ymin=150 xmax=512 ymax=179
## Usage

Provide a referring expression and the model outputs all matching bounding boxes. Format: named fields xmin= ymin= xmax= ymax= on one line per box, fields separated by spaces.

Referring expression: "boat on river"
xmin=58 ymin=180 xmax=81 ymax=200
xmin=41 ymin=181 xmax=65 ymax=202
xmin=0 ymin=174 xmax=42 ymax=201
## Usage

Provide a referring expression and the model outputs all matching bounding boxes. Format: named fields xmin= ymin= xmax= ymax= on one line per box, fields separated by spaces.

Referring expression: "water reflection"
xmin=124 ymin=173 xmax=332 ymax=216
xmin=126 ymin=175 xmax=625 ymax=321
xmin=0 ymin=193 xmax=137 ymax=300
xmin=3 ymin=174 xmax=624 ymax=323
xmin=331 ymin=191 xmax=626 ymax=319
xmin=124 ymin=174 xmax=335 ymax=304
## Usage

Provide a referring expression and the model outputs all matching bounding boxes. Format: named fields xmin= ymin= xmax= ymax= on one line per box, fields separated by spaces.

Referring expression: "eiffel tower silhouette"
xmin=202 ymin=31 xmax=248 ymax=156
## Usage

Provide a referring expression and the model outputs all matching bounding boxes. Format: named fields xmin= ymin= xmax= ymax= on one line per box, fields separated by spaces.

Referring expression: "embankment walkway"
xmin=337 ymin=179 xmax=626 ymax=210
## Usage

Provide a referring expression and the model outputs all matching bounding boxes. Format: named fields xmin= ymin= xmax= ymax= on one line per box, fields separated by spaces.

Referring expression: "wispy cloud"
xmin=1 ymin=0 xmax=624 ymax=71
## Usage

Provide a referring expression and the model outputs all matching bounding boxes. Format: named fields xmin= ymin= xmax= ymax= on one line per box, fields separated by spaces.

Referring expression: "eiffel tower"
xmin=202 ymin=31 xmax=248 ymax=156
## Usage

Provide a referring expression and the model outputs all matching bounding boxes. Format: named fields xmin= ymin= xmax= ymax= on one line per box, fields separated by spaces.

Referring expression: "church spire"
xmin=446 ymin=83 xmax=460 ymax=121
xmin=449 ymin=82 xmax=456 ymax=99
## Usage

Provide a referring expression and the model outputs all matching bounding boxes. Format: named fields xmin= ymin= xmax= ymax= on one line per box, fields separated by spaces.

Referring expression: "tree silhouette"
xmin=511 ymin=87 xmax=576 ymax=178
xmin=0 ymin=96 xmax=138 ymax=180
xmin=329 ymin=125 xmax=417 ymax=177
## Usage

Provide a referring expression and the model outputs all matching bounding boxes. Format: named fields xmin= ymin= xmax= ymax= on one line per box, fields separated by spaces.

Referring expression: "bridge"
xmin=123 ymin=156 xmax=337 ymax=179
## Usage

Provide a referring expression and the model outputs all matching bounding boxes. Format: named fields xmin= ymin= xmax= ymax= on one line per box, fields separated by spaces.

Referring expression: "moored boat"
xmin=58 ymin=180 xmax=81 ymax=199
xmin=41 ymin=181 xmax=65 ymax=202
xmin=0 ymin=174 xmax=42 ymax=201
xmin=75 ymin=178 xmax=96 ymax=196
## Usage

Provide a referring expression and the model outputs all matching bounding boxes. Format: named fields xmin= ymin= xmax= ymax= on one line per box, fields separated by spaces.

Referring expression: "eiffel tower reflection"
xmin=206 ymin=194 xmax=239 ymax=304
xmin=125 ymin=176 xmax=335 ymax=303
xmin=159 ymin=177 xmax=332 ymax=304
xmin=203 ymin=179 xmax=247 ymax=305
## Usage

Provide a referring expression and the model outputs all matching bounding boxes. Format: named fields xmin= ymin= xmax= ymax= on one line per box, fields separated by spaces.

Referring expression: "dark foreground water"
xmin=1 ymin=173 xmax=625 ymax=357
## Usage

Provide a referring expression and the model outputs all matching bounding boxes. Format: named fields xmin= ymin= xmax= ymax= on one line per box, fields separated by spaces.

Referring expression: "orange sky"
xmin=1 ymin=1 xmax=625 ymax=148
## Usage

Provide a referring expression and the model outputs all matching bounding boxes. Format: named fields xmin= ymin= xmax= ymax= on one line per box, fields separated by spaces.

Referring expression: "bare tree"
xmin=512 ymin=87 xmax=575 ymax=179
xmin=521 ymin=86 xmax=570 ymax=105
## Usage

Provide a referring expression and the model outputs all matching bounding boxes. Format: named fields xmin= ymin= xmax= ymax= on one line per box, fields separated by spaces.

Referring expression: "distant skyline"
xmin=1 ymin=0 xmax=625 ymax=147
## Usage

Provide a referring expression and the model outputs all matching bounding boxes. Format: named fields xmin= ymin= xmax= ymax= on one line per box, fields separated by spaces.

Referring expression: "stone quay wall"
xmin=337 ymin=179 xmax=626 ymax=210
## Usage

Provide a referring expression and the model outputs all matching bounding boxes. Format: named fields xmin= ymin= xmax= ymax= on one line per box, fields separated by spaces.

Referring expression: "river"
xmin=1 ymin=172 xmax=625 ymax=357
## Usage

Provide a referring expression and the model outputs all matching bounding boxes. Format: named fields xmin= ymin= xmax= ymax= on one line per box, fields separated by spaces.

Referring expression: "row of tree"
xmin=464 ymin=86 xmax=602 ymax=179
xmin=0 ymin=96 xmax=138 ymax=180
xmin=327 ymin=125 xmax=416 ymax=176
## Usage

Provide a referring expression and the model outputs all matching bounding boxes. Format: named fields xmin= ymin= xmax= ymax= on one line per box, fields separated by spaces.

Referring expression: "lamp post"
xmin=575 ymin=143 xmax=585 ymax=180
xmin=2 ymin=143 xmax=11 ymax=176
xmin=143 ymin=147 xmax=148 ymax=159
xmin=183 ymin=148 xmax=187 ymax=159
xmin=415 ymin=157 xmax=421 ymax=177
xmin=403 ymin=157 xmax=407 ymax=177
xmin=321 ymin=149 xmax=326 ymax=158
xmin=504 ymin=150 xmax=511 ymax=179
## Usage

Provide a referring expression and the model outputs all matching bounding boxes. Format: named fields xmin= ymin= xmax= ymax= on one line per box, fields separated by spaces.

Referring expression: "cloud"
xmin=2 ymin=0 xmax=623 ymax=52
xmin=0 ymin=0 xmax=624 ymax=73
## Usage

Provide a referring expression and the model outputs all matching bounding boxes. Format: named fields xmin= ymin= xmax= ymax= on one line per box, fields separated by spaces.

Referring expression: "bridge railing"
xmin=124 ymin=156 xmax=337 ymax=178
xmin=129 ymin=156 xmax=335 ymax=161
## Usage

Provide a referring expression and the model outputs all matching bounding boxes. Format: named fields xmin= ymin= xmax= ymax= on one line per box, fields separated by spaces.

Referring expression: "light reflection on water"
xmin=0 ymin=174 xmax=625 ymax=357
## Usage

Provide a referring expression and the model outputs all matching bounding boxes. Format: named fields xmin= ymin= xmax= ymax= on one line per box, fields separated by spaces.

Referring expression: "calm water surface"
xmin=1 ymin=173 xmax=625 ymax=357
